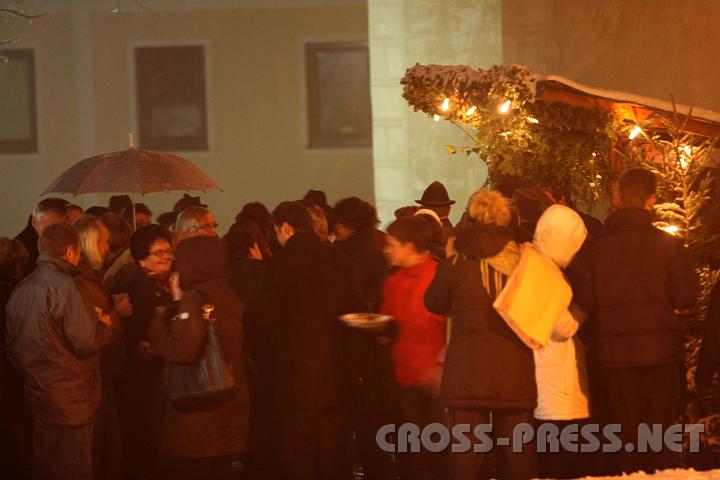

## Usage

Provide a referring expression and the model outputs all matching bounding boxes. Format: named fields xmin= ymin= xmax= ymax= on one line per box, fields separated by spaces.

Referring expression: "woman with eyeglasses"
xmin=122 ymin=225 xmax=181 ymax=479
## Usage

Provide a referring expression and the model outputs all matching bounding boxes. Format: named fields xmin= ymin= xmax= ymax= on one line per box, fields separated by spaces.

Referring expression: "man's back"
xmin=574 ymin=207 xmax=699 ymax=367
xmin=6 ymin=254 xmax=113 ymax=426
xmin=260 ymin=232 xmax=355 ymax=409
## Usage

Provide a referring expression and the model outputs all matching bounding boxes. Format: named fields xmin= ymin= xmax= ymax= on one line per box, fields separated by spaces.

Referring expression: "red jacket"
xmin=381 ymin=256 xmax=446 ymax=387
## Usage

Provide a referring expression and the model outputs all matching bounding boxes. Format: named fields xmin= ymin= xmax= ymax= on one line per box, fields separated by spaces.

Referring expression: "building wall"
xmin=368 ymin=0 xmax=502 ymax=225
xmin=0 ymin=1 xmax=370 ymax=236
xmin=503 ymin=0 xmax=720 ymax=111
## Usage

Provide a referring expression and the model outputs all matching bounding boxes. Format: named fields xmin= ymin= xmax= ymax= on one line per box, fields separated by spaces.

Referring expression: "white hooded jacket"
xmin=532 ymin=205 xmax=591 ymax=421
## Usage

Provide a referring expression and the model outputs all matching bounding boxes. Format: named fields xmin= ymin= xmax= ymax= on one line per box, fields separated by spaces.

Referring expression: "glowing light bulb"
xmin=433 ymin=114 xmax=440 ymax=122
xmin=465 ymin=106 xmax=477 ymax=116
xmin=628 ymin=125 xmax=642 ymax=140
xmin=441 ymin=98 xmax=450 ymax=112
xmin=660 ymin=225 xmax=679 ymax=235
xmin=499 ymin=100 xmax=512 ymax=114
xmin=526 ymin=116 xmax=539 ymax=124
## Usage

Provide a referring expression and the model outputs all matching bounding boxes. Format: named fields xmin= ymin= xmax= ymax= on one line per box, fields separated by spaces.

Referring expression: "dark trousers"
xmin=279 ymin=408 xmax=341 ymax=480
xmin=93 ymin=380 xmax=124 ymax=480
xmin=396 ymin=385 xmax=446 ymax=480
xmin=33 ymin=419 xmax=94 ymax=480
xmin=446 ymin=408 xmax=537 ymax=480
xmin=158 ymin=455 xmax=244 ymax=480
xmin=536 ymin=419 xmax=593 ymax=479
xmin=597 ymin=363 xmax=685 ymax=475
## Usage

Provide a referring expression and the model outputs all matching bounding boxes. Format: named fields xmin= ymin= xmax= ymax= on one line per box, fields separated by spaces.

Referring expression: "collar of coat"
xmin=334 ymin=227 xmax=380 ymax=255
xmin=36 ymin=253 xmax=81 ymax=277
xmin=454 ymin=223 xmax=514 ymax=260
xmin=604 ymin=207 xmax=653 ymax=231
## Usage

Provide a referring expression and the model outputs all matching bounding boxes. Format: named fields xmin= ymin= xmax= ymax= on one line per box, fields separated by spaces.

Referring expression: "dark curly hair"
xmin=129 ymin=224 xmax=172 ymax=263
xmin=332 ymin=197 xmax=378 ymax=233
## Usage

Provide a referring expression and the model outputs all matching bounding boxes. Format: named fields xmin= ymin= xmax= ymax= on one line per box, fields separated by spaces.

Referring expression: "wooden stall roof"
xmin=536 ymin=75 xmax=720 ymax=139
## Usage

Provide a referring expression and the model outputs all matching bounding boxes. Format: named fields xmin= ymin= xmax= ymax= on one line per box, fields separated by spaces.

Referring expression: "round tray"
xmin=339 ymin=313 xmax=393 ymax=329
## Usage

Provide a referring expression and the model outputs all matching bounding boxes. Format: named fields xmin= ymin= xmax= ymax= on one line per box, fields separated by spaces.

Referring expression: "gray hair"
xmin=175 ymin=206 xmax=211 ymax=233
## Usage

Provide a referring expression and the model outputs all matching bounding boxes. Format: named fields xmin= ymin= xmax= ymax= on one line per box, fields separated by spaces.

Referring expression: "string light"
xmin=660 ymin=225 xmax=679 ymax=235
xmin=628 ymin=125 xmax=642 ymax=140
xmin=433 ymin=114 xmax=440 ymax=122
xmin=499 ymin=100 xmax=511 ymax=114
xmin=441 ymin=98 xmax=450 ymax=112
xmin=465 ymin=106 xmax=477 ymax=116
xmin=526 ymin=116 xmax=539 ymax=124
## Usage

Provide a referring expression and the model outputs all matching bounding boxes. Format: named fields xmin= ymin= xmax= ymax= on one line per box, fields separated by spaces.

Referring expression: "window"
xmin=305 ymin=42 xmax=372 ymax=148
xmin=0 ymin=49 xmax=38 ymax=154
xmin=134 ymin=45 xmax=208 ymax=151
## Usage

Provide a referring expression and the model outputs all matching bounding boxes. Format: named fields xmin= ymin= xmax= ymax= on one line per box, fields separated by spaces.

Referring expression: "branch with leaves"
xmin=401 ymin=64 xmax=613 ymax=210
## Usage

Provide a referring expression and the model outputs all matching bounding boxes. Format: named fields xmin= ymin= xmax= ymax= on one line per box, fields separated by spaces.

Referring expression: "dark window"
xmin=0 ymin=49 xmax=38 ymax=154
xmin=305 ymin=42 xmax=372 ymax=148
xmin=135 ymin=46 xmax=208 ymax=151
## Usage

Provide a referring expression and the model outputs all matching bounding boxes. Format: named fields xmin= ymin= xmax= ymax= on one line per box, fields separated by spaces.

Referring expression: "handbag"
xmin=167 ymin=295 xmax=236 ymax=401
xmin=493 ymin=243 xmax=572 ymax=350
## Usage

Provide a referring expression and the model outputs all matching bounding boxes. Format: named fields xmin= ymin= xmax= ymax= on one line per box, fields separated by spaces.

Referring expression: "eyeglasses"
xmin=198 ymin=222 xmax=219 ymax=232
xmin=149 ymin=248 xmax=174 ymax=258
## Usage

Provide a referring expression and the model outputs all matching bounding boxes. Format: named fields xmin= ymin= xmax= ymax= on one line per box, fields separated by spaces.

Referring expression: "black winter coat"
xmin=572 ymin=207 xmax=699 ymax=368
xmin=334 ymin=227 xmax=388 ymax=312
xmin=258 ymin=232 xmax=356 ymax=409
xmin=697 ymin=280 xmax=720 ymax=390
xmin=424 ymin=224 xmax=537 ymax=410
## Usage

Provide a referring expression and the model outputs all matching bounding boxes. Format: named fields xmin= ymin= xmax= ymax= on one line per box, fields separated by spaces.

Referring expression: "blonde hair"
xmin=467 ymin=189 xmax=511 ymax=226
xmin=73 ymin=216 xmax=105 ymax=270
xmin=306 ymin=204 xmax=329 ymax=242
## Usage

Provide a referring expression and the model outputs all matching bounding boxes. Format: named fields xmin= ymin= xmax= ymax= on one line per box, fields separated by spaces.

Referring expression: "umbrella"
xmin=43 ymin=147 xmax=221 ymax=195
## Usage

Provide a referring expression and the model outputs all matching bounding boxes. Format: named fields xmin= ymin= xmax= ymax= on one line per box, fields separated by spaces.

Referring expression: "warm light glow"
xmin=465 ymin=106 xmax=477 ymax=116
xmin=527 ymin=116 xmax=539 ymax=124
xmin=441 ymin=97 xmax=450 ymax=112
xmin=596 ymin=174 xmax=603 ymax=179
xmin=628 ymin=125 xmax=642 ymax=140
xmin=499 ymin=100 xmax=512 ymax=113
xmin=679 ymin=144 xmax=692 ymax=169
xmin=660 ymin=225 xmax=680 ymax=235
xmin=433 ymin=114 xmax=440 ymax=122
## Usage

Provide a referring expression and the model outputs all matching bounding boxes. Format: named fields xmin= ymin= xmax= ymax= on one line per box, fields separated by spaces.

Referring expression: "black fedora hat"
xmin=416 ymin=181 xmax=455 ymax=207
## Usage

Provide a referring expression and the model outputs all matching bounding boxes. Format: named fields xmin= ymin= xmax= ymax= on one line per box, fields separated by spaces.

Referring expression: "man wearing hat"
xmin=416 ymin=181 xmax=455 ymax=237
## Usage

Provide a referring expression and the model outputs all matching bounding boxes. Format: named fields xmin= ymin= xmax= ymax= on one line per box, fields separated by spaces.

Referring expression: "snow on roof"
xmin=539 ymin=74 xmax=720 ymax=125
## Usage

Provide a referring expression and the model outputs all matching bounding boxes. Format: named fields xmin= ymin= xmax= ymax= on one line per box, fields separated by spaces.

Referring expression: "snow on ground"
xmin=570 ymin=468 xmax=720 ymax=479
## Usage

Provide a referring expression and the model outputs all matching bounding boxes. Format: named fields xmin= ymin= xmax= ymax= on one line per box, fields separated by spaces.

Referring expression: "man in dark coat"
xmin=696 ymin=277 xmax=720 ymax=392
xmin=416 ymin=181 xmax=455 ymax=238
xmin=258 ymin=201 xmax=357 ymax=480
xmin=14 ymin=198 xmax=68 ymax=277
xmin=6 ymin=224 xmax=122 ymax=480
xmin=572 ymin=168 xmax=700 ymax=475
xmin=332 ymin=197 xmax=395 ymax=479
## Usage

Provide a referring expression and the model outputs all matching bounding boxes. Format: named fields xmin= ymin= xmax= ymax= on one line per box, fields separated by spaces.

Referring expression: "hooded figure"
xmin=532 ymin=204 xmax=590 ymax=421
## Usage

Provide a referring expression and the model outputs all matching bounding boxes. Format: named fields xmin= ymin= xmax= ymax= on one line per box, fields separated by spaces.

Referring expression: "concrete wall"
xmin=503 ymin=0 xmax=720 ymax=111
xmin=368 ymin=0 xmax=502 ymax=226
xmin=0 ymin=1 xmax=370 ymax=237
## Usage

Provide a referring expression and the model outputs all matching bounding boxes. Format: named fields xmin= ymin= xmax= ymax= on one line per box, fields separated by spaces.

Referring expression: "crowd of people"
xmin=0 ymin=168 xmax=719 ymax=480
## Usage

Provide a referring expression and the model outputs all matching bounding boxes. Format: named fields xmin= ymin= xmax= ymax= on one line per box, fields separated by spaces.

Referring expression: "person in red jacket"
xmin=381 ymin=216 xmax=447 ymax=480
